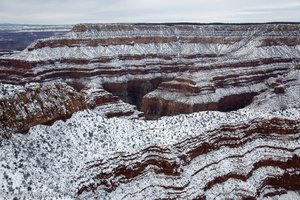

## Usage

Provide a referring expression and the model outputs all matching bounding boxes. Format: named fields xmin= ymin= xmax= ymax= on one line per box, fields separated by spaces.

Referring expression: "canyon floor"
xmin=0 ymin=23 xmax=300 ymax=199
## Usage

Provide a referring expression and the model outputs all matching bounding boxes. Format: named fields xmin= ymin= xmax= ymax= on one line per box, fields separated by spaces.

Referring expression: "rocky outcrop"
xmin=0 ymin=23 xmax=300 ymax=199
xmin=0 ymin=23 xmax=300 ymax=200
xmin=141 ymin=58 xmax=296 ymax=118
xmin=0 ymin=83 xmax=86 ymax=138
xmin=0 ymin=23 xmax=299 ymax=120
xmin=0 ymin=83 xmax=141 ymax=138
xmin=0 ymin=23 xmax=299 ymax=138
xmin=83 ymin=87 xmax=143 ymax=118
xmin=102 ymin=77 xmax=173 ymax=110
xmin=76 ymin=116 xmax=300 ymax=199
xmin=0 ymin=106 xmax=299 ymax=199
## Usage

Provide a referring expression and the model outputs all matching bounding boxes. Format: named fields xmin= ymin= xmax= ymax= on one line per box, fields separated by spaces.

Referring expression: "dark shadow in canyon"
xmin=102 ymin=77 xmax=173 ymax=110
xmin=103 ymin=79 xmax=258 ymax=119
xmin=218 ymin=92 xmax=258 ymax=112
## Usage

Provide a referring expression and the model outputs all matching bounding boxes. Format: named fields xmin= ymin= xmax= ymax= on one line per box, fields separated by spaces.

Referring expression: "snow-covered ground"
xmin=0 ymin=108 xmax=299 ymax=199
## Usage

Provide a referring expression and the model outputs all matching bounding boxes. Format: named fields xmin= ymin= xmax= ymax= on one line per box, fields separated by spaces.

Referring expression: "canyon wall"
xmin=0 ymin=23 xmax=299 ymax=122
xmin=0 ymin=109 xmax=299 ymax=199
xmin=0 ymin=23 xmax=300 ymax=199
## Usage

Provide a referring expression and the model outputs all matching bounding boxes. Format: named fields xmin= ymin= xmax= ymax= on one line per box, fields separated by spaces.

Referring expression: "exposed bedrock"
xmin=0 ymin=82 xmax=87 ymax=138
xmin=142 ymin=92 xmax=258 ymax=118
xmin=76 ymin=116 xmax=300 ymax=199
xmin=83 ymin=87 xmax=143 ymax=118
xmin=0 ymin=83 xmax=142 ymax=138
xmin=141 ymin=59 xmax=296 ymax=119
xmin=0 ymin=23 xmax=300 ymax=200
xmin=102 ymin=77 xmax=173 ymax=110
xmin=0 ymin=23 xmax=300 ymax=124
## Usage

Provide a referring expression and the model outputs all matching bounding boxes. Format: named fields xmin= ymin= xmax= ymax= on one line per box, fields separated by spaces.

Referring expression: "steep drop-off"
xmin=0 ymin=109 xmax=299 ymax=199
xmin=0 ymin=82 xmax=142 ymax=138
xmin=1 ymin=23 xmax=300 ymax=121
xmin=0 ymin=82 xmax=86 ymax=138
xmin=0 ymin=23 xmax=300 ymax=199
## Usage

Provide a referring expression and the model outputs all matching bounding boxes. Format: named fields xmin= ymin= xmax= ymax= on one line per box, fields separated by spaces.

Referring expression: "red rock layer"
xmin=0 ymin=83 xmax=86 ymax=137
xmin=141 ymin=59 xmax=294 ymax=118
xmin=0 ymin=23 xmax=300 ymax=127
xmin=0 ymin=83 xmax=142 ymax=138
xmin=76 ymin=117 xmax=300 ymax=199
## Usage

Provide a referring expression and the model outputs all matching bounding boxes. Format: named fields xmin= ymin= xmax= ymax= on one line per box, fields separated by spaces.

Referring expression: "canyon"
xmin=0 ymin=24 xmax=71 ymax=52
xmin=0 ymin=23 xmax=300 ymax=199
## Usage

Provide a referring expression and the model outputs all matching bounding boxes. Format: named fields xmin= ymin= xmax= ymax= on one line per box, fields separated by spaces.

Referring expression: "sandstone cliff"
xmin=0 ymin=109 xmax=299 ymax=199
xmin=0 ymin=23 xmax=300 ymax=199
xmin=0 ymin=82 xmax=141 ymax=138
xmin=0 ymin=82 xmax=86 ymax=138
xmin=1 ymin=23 xmax=299 ymax=121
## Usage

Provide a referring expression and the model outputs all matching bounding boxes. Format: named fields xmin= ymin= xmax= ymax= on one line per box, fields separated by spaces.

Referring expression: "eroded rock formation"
xmin=0 ymin=23 xmax=300 ymax=199
xmin=0 ymin=82 xmax=141 ymax=138
xmin=77 ymin=116 xmax=300 ymax=199
xmin=0 ymin=82 xmax=86 ymax=137
xmin=1 ymin=23 xmax=299 ymax=121
xmin=0 ymin=108 xmax=299 ymax=199
xmin=141 ymin=58 xmax=299 ymax=118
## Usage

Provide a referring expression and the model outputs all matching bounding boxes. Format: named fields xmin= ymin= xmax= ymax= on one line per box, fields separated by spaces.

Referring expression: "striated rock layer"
xmin=0 ymin=82 xmax=142 ymax=138
xmin=0 ymin=82 xmax=86 ymax=138
xmin=0 ymin=23 xmax=300 ymax=120
xmin=77 ymin=116 xmax=300 ymax=199
xmin=141 ymin=58 xmax=300 ymax=118
xmin=0 ymin=23 xmax=300 ymax=199
xmin=0 ymin=109 xmax=299 ymax=199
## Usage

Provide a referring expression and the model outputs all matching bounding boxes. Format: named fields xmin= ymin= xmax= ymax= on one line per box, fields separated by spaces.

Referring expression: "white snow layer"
xmin=0 ymin=108 xmax=299 ymax=199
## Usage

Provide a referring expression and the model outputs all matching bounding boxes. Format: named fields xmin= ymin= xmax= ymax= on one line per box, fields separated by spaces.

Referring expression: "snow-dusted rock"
xmin=1 ymin=23 xmax=300 ymax=118
xmin=0 ymin=109 xmax=299 ymax=199
xmin=0 ymin=23 xmax=300 ymax=199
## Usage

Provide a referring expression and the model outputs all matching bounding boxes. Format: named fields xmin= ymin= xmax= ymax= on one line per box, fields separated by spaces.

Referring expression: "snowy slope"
xmin=0 ymin=108 xmax=299 ymax=199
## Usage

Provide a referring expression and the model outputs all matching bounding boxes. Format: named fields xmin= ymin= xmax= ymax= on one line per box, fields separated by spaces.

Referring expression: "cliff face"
xmin=76 ymin=115 xmax=300 ymax=199
xmin=1 ymin=23 xmax=300 ymax=120
xmin=0 ymin=109 xmax=299 ymax=199
xmin=0 ymin=82 xmax=142 ymax=138
xmin=0 ymin=23 xmax=300 ymax=199
xmin=141 ymin=58 xmax=299 ymax=118
xmin=0 ymin=82 xmax=86 ymax=138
